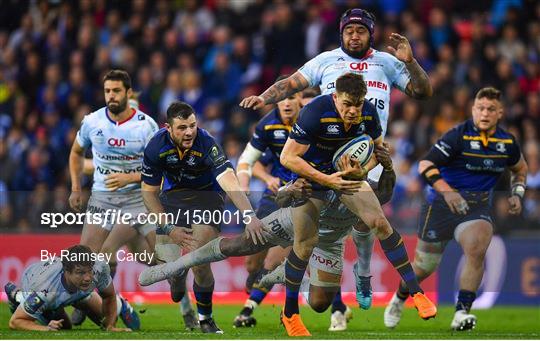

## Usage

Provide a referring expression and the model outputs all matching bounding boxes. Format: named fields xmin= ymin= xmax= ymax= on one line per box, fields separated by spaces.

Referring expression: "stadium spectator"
xmin=0 ymin=0 xmax=537 ymax=234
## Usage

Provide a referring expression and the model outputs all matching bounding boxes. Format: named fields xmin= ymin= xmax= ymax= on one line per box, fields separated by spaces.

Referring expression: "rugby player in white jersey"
xmin=68 ymin=70 xmax=158 ymax=325
xmin=240 ymin=8 xmax=432 ymax=330
xmin=5 ymin=245 xmax=136 ymax=331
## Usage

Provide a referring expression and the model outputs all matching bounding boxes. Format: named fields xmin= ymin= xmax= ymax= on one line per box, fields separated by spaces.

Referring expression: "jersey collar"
xmin=105 ymin=108 xmax=136 ymax=126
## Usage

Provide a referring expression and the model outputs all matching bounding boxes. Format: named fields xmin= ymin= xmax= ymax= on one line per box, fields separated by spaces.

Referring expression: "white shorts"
xmin=262 ymin=207 xmax=347 ymax=287
xmin=86 ymin=191 xmax=155 ymax=235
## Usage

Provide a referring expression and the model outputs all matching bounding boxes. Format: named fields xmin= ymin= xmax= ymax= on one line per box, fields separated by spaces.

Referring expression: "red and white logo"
xmin=349 ymin=62 xmax=368 ymax=70
xmin=108 ymin=138 xmax=126 ymax=147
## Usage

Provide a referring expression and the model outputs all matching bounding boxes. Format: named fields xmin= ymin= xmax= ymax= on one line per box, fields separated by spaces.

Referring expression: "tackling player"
xmin=4 ymin=245 xmax=137 ymax=331
xmin=137 ymin=146 xmax=395 ymax=318
xmin=277 ymin=73 xmax=436 ymax=336
xmin=384 ymin=87 xmax=528 ymax=331
xmin=240 ymin=8 xmax=432 ymax=326
xmin=140 ymin=101 xmax=265 ymax=334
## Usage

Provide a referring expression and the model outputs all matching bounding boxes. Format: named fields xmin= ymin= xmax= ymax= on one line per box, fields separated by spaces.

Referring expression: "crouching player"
xmin=137 ymin=144 xmax=395 ymax=324
xmin=4 ymin=245 xmax=138 ymax=331
xmin=384 ymin=87 xmax=528 ymax=331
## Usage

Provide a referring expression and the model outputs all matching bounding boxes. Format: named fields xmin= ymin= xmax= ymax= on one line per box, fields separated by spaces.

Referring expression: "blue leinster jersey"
xmin=425 ymin=119 xmax=521 ymax=202
xmin=250 ymin=109 xmax=294 ymax=187
xmin=142 ymin=128 xmax=232 ymax=193
xmin=289 ymin=94 xmax=382 ymax=175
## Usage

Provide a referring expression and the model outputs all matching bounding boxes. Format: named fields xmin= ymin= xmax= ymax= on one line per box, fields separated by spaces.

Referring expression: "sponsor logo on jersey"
xmin=186 ymin=155 xmax=196 ymax=166
xmin=166 ymin=154 xmax=180 ymax=165
xmin=496 ymin=142 xmax=506 ymax=153
xmin=96 ymin=129 xmax=104 ymax=136
xmin=273 ymin=130 xmax=287 ymax=139
xmin=138 ymin=114 xmax=145 ymax=120
xmin=366 ymin=80 xmax=388 ymax=90
xmin=311 ymin=253 xmax=340 ymax=269
xmin=470 ymin=141 xmax=481 ymax=150
xmin=350 ymin=62 xmax=368 ymax=70
xmin=327 ymin=125 xmax=340 ymax=134
xmin=484 ymin=159 xmax=495 ymax=167
xmin=108 ymin=137 xmax=126 ymax=147
xmin=356 ymin=122 xmax=366 ymax=135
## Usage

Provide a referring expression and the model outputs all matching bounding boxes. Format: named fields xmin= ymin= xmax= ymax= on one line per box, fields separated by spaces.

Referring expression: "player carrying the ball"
xmin=277 ymin=72 xmax=436 ymax=336
xmin=240 ymin=8 xmax=433 ymax=331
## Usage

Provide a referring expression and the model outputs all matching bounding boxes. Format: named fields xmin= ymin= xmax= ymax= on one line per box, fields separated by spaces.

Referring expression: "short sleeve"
xmin=289 ymin=105 xmax=320 ymax=145
xmin=141 ymin=142 xmax=164 ymax=186
xmin=423 ymin=127 xmax=461 ymax=166
xmin=259 ymin=150 xmax=273 ymax=166
xmin=298 ymin=54 xmax=325 ymax=88
xmin=204 ymin=141 xmax=233 ymax=178
xmin=249 ymin=122 xmax=268 ymax=152
xmin=364 ymin=102 xmax=382 ymax=140
xmin=76 ymin=116 xmax=91 ymax=148
xmin=383 ymin=53 xmax=411 ymax=93
xmin=21 ymin=291 xmax=48 ymax=320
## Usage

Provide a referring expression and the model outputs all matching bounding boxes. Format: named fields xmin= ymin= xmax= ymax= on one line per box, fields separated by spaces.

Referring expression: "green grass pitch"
xmin=1 ymin=303 xmax=539 ymax=339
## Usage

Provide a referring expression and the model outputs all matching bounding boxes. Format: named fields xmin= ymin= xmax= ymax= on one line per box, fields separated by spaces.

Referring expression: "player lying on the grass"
xmin=4 ymin=245 xmax=138 ymax=332
xmin=384 ymin=87 xmax=528 ymax=331
xmin=274 ymin=72 xmax=436 ymax=336
xmin=138 ymin=145 xmax=395 ymax=317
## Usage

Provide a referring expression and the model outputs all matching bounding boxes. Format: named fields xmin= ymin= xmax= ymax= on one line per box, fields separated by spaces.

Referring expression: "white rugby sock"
xmin=352 ymin=229 xmax=374 ymax=276
xmin=163 ymin=237 xmax=226 ymax=276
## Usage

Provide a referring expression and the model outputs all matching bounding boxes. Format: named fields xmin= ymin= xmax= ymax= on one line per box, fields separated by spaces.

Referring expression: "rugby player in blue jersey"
xmin=277 ymin=72 xmax=436 ymax=336
xmin=241 ymin=8 xmax=433 ymax=330
xmin=384 ymin=87 xmax=528 ymax=331
xmin=5 ymin=245 xmax=137 ymax=332
xmin=141 ymin=101 xmax=265 ymax=334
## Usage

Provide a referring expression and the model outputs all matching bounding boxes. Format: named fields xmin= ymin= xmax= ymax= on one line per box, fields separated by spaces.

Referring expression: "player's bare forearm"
xmin=141 ymin=182 xmax=166 ymax=221
xmin=252 ymin=161 xmax=271 ymax=183
xmin=217 ymin=168 xmax=255 ymax=212
xmin=69 ymin=142 xmax=85 ymax=191
xmin=404 ymin=59 xmax=432 ymax=99
xmin=260 ymin=72 xmax=309 ymax=105
xmin=418 ymin=160 xmax=453 ymax=193
xmin=510 ymin=156 xmax=528 ymax=187
xmin=9 ymin=309 xmax=49 ymax=331
xmin=374 ymin=169 xmax=396 ymax=205
xmin=100 ymin=290 xmax=117 ymax=330
xmin=282 ymin=154 xmax=327 ymax=185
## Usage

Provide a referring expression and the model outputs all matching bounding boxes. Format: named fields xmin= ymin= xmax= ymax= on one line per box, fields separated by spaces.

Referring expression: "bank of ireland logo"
xmin=186 ymin=155 xmax=196 ymax=166
xmin=496 ymin=142 xmax=506 ymax=153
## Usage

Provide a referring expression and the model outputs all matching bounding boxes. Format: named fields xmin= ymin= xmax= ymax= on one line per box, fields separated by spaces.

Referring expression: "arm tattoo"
xmin=260 ymin=72 xmax=309 ymax=105
xmin=404 ymin=59 xmax=432 ymax=99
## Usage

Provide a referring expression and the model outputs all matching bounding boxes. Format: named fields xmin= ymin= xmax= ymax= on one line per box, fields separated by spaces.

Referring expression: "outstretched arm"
xmin=239 ymin=71 xmax=310 ymax=109
xmin=387 ymin=33 xmax=432 ymax=99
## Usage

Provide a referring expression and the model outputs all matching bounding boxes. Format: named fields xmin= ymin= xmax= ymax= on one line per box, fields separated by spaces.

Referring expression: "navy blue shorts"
xmin=157 ymin=190 xmax=224 ymax=233
xmin=417 ymin=196 xmax=493 ymax=242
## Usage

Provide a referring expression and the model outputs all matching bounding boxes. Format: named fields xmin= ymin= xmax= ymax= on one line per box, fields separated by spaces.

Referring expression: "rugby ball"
xmin=332 ymin=134 xmax=374 ymax=170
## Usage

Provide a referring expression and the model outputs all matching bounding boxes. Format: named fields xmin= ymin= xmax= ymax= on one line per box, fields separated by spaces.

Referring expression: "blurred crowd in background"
xmin=0 ymin=0 xmax=538 ymax=233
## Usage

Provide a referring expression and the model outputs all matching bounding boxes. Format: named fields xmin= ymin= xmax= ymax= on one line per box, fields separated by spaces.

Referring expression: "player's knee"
xmin=370 ymin=216 xmax=392 ymax=237
xmin=295 ymin=236 xmax=318 ymax=260
xmin=191 ymin=264 xmax=212 ymax=281
xmin=309 ymin=295 xmax=331 ymax=313
xmin=461 ymin=232 xmax=491 ymax=260
xmin=413 ymin=250 xmax=442 ymax=276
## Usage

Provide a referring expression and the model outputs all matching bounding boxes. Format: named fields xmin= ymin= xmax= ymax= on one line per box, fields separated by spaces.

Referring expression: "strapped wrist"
xmin=421 ymin=165 xmax=442 ymax=186
xmin=511 ymin=183 xmax=526 ymax=199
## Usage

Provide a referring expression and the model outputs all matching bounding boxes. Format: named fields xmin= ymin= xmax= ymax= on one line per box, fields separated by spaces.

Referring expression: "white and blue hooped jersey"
xmin=20 ymin=259 xmax=111 ymax=324
xmin=76 ymin=107 xmax=159 ymax=192
xmin=299 ymin=48 xmax=411 ymax=137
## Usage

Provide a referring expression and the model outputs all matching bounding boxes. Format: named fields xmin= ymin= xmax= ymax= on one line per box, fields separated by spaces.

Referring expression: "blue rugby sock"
xmin=284 ymin=250 xmax=308 ymax=318
xmin=380 ymin=229 xmax=422 ymax=295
